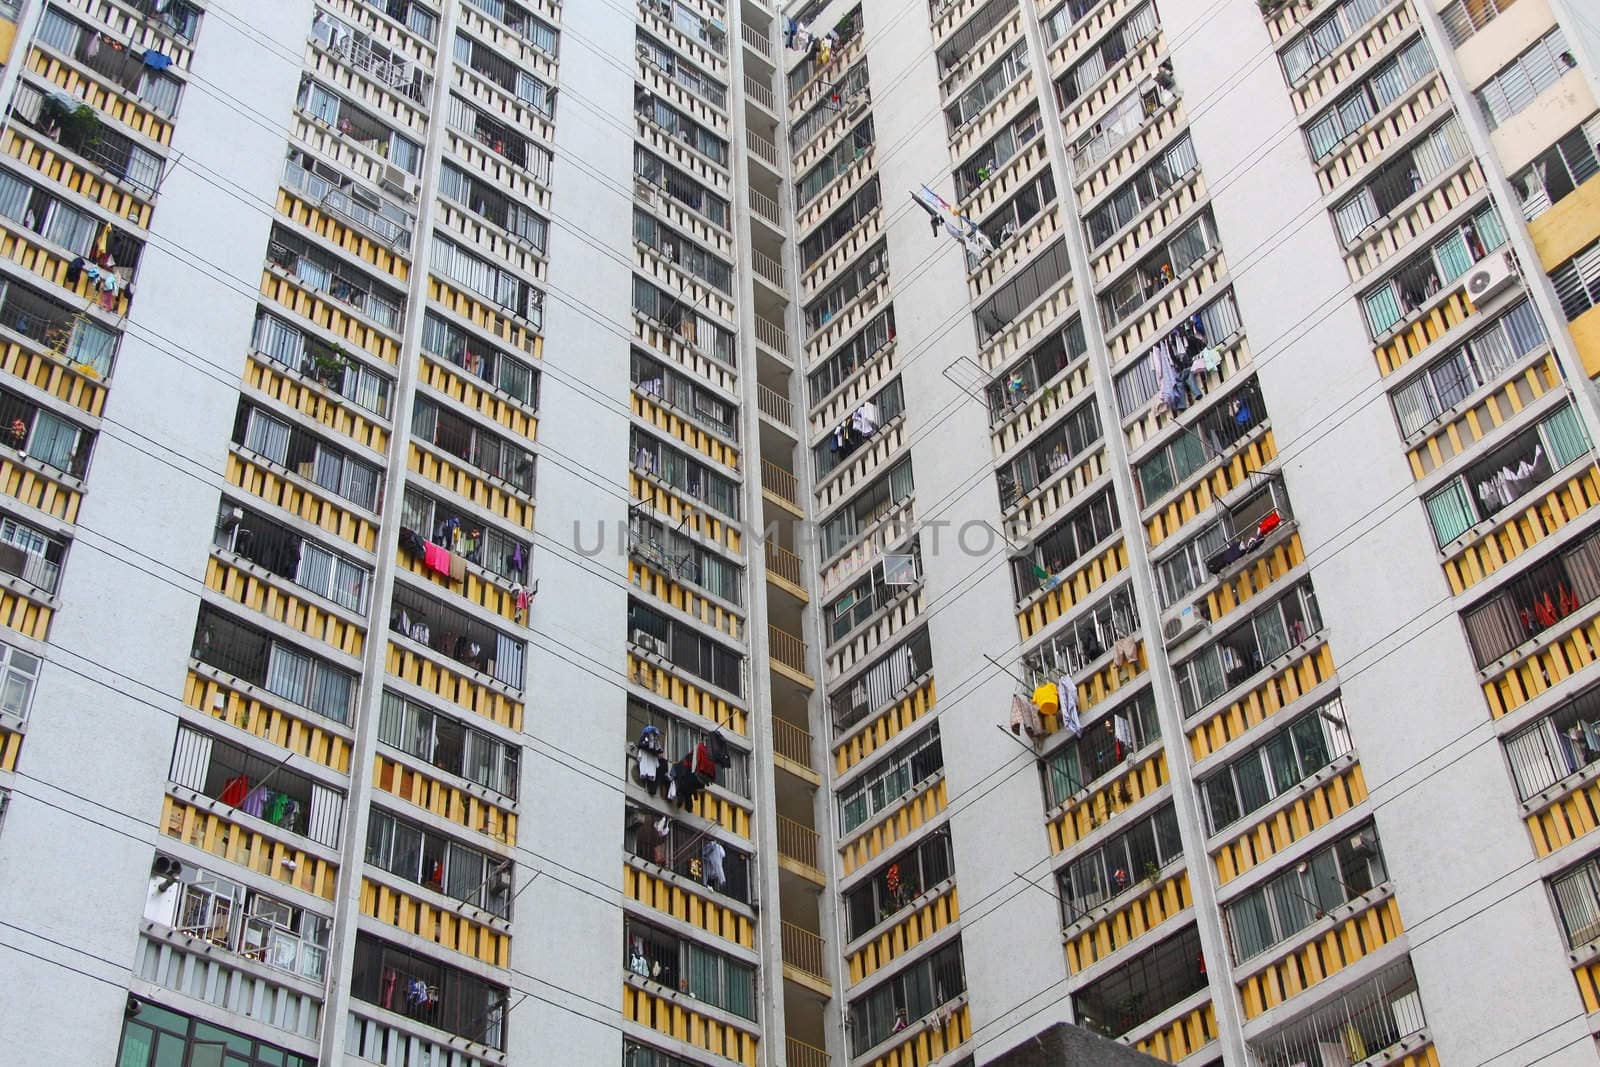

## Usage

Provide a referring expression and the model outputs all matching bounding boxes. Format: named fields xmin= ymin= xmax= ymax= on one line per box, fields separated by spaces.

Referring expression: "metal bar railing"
xmin=757 ymin=384 xmax=793 ymax=428
xmin=752 ymin=249 xmax=785 ymax=288
xmin=754 ymin=316 xmax=788 ymax=357
xmin=746 ymin=128 xmax=779 ymax=167
xmin=741 ymin=22 xmax=773 ymax=60
xmin=744 ymin=74 xmax=775 ymax=112
xmin=786 ymin=1038 xmax=829 ymax=1067
xmin=776 ymin=815 xmax=819 ymax=870
xmin=781 ymin=921 xmax=827 ymax=981
xmin=761 ymin=459 xmax=799 ymax=506
xmin=773 ymin=718 xmax=813 ymax=769
xmin=749 ymin=187 xmax=781 ymax=225
xmin=768 ymin=624 xmax=808 ymax=674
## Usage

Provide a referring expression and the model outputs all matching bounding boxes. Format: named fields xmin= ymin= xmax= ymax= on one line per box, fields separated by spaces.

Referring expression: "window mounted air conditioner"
xmin=490 ymin=866 xmax=514 ymax=894
xmin=1464 ymin=251 xmax=1518 ymax=306
xmin=632 ymin=629 xmax=667 ymax=657
xmin=379 ymin=165 xmax=411 ymax=200
xmin=847 ymin=94 xmax=870 ymax=119
xmin=1162 ymin=604 xmax=1207 ymax=648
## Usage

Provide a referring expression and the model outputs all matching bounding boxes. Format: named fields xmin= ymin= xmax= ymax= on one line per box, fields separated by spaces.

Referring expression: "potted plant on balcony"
xmin=308 ymin=345 xmax=349 ymax=388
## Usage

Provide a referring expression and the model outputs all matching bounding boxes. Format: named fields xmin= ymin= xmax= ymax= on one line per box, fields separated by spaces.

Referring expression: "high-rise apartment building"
xmin=0 ymin=0 xmax=1599 ymax=1064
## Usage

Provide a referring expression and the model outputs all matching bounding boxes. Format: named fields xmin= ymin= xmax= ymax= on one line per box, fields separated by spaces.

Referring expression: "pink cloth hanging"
xmin=423 ymin=540 xmax=451 ymax=576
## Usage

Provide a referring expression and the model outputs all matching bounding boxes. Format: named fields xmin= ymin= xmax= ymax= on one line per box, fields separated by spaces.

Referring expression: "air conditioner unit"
xmin=379 ymin=165 xmax=411 ymax=199
xmin=847 ymin=94 xmax=870 ymax=119
xmin=632 ymin=629 xmax=667 ymax=657
xmin=1464 ymin=251 xmax=1518 ymax=305
xmin=1163 ymin=604 xmax=1207 ymax=647
xmin=637 ymin=44 xmax=652 ymax=62
xmin=490 ymin=866 xmax=514 ymax=894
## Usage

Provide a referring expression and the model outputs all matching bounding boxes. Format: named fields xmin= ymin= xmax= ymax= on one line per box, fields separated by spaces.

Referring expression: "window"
xmin=954 ymin=104 xmax=1043 ymax=199
xmin=627 ymin=697 xmax=749 ymax=797
xmin=793 ymin=61 xmax=869 ymax=151
xmin=412 ymin=395 xmax=537 ymax=493
xmin=0 ymin=509 xmax=64 ymax=593
xmin=625 ymin=920 xmax=755 ymax=1018
xmin=796 ymin=116 xmax=875 ymax=208
xmin=625 ymin=1041 xmax=712 ymax=1067
xmin=1042 ymin=687 xmax=1159 ymax=806
xmin=1552 ymin=849 xmax=1600 ymax=947
xmin=802 ymin=176 xmax=881 ymax=270
xmin=1461 ymin=522 xmax=1600 ymax=667
xmin=1279 ymin=0 xmax=1382 ymax=83
xmin=446 ymin=95 xmax=552 ymax=182
xmin=1154 ymin=476 xmax=1291 ymax=607
xmin=215 ymin=499 xmax=370 ymax=612
xmin=1504 ymin=679 xmax=1600 ymax=801
xmin=145 ymin=860 xmax=330 ymax=982
xmin=1135 ymin=378 xmax=1267 ymax=508
xmin=117 ymin=1002 xmax=313 ymax=1067
xmin=1421 ymin=400 xmax=1589 ymax=546
xmin=380 ymin=689 xmax=520 ymax=798
xmin=628 ymin=597 xmax=743 ymax=695
xmin=815 ymin=377 xmax=905 ymax=478
xmin=367 ymin=807 xmax=514 ymax=917
xmin=10 ymin=82 xmax=163 ymax=194
xmin=252 ymin=310 xmax=393 ymax=418
xmin=298 ymin=79 xmax=420 ymax=171
xmin=1510 ymin=115 xmax=1600 ymax=222
xmin=1086 ymin=135 xmax=1198 ymax=249
xmin=1056 ymin=801 xmax=1183 ymax=922
xmin=634 ymin=89 xmax=729 ymax=166
xmin=975 ymin=239 xmax=1072 ymax=344
xmin=37 ymin=7 xmax=183 ymax=116
xmin=825 ymin=536 xmax=921 ymax=644
xmin=1101 ymin=210 xmax=1217 ymax=327
xmin=1023 ymin=584 xmax=1139 ymax=678
xmin=465 ymin=0 xmax=559 ymax=55
xmin=352 ymin=934 xmax=509 ymax=1048
xmin=627 ymin=803 xmax=753 ymax=903
xmin=632 ymin=349 xmax=736 ymax=440
xmin=1475 ymin=27 xmax=1575 ymax=130
xmin=629 ymin=427 xmax=740 ymax=518
xmin=401 ymin=486 xmax=530 ymax=587
xmin=1440 ymin=0 xmax=1519 ymax=46
xmin=1114 ymin=289 xmax=1241 ymax=417
xmin=831 ymin=626 xmax=933 ymax=730
xmin=0 ymin=166 xmax=142 ymax=267
xmin=807 ymin=306 xmax=895 ymax=405
xmin=633 ymin=210 xmax=733 ymax=293
xmin=1391 ymin=299 xmax=1545 ymax=439
xmin=948 ymin=40 xmax=1030 ymax=132
xmin=1551 ymin=236 xmax=1600 ymax=322
xmin=820 ymin=457 xmax=914 ymax=559
xmin=1173 ymin=581 xmax=1322 ymax=716
xmin=1361 ymin=205 xmax=1507 ymax=337
xmin=1306 ymin=37 xmax=1436 ymax=161
xmin=1071 ymin=86 xmax=1168 ymax=171
xmin=438 ymin=161 xmax=548 ymax=251
xmin=637 ymin=30 xmax=726 ymax=109
xmin=390 ymin=581 xmax=527 ymax=688
xmin=1055 ymin=3 xmax=1158 ymax=107
xmin=455 ymin=31 xmax=554 ymax=115
xmin=1332 ymin=116 xmax=1470 ymax=244
xmin=0 ymin=637 xmax=38 ymax=722
xmin=315 ymin=9 xmax=432 ymax=100
xmin=839 ymin=723 xmax=943 ymax=834
xmin=169 ymin=724 xmax=346 ymax=847
xmin=632 ymin=275 xmax=736 ymax=366
xmin=1011 ymin=487 xmax=1118 ymax=599
xmin=847 ymin=939 xmax=965 ymax=1054
xmin=986 ymin=316 xmax=1087 ymax=422
xmin=937 ymin=0 xmax=1015 ymax=76
xmin=972 ymin=169 xmax=1057 ymax=267
xmin=192 ymin=607 xmax=357 ymax=724
xmin=1071 ymin=924 xmax=1205 ymax=1038
xmin=1200 ymin=695 xmax=1352 ymax=833
xmin=1041 ymin=0 xmax=1099 ymax=43
xmin=1226 ymin=824 xmax=1386 ymax=961
xmin=420 ymin=311 xmax=538 ymax=407
xmin=628 ymin=511 xmax=743 ymax=604
xmin=0 ymin=276 xmax=117 ymax=378
xmin=996 ymin=398 xmax=1101 ymax=510
xmin=844 ymin=831 xmax=953 ymax=939
xmin=430 ymin=235 xmax=544 ymax=327
xmin=1249 ymin=959 xmax=1427 ymax=1067
xmin=0 ymin=380 xmax=92 ymax=477
xmin=267 ymin=226 xmax=405 ymax=330
xmin=636 ymin=147 xmax=730 ymax=229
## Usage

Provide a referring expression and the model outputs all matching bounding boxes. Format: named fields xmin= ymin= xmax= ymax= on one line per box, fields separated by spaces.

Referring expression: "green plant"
xmin=1143 ymin=860 xmax=1160 ymax=884
xmin=309 ymin=345 xmax=348 ymax=384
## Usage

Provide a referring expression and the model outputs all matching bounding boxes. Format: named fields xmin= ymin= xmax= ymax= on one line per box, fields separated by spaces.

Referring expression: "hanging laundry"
xmin=1111 ymin=635 xmax=1139 ymax=676
xmin=219 ymin=774 xmax=250 ymax=807
xmin=1113 ymin=714 xmax=1133 ymax=762
xmin=448 ymin=553 xmax=467 ymax=583
xmin=242 ymin=785 xmax=272 ymax=819
xmin=693 ymin=741 xmax=717 ymax=780
xmin=636 ymin=725 xmax=664 ymax=794
xmin=1032 ymin=681 xmax=1060 ymax=717
xmin=707 ymin=731 xmax=732 ymax=769
xmin=423 ymin=540 xmax=452 ymax=577
xmin=701 ymin=839 xmax=727 ymax=890
xmin=1009 ymin=693 xmax=1042 ymax=738
xmin=1059 ymin=673 xmax=1081 ymax=737
xmin=141 ymin=49 xmax=173 ymax=70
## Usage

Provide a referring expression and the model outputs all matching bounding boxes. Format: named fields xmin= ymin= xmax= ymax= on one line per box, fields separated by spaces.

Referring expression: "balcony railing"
xmin=750 ymin=188 xmax=781 ymax=226
xmin=753 ymin=249 xmax=785 ymax=288
xmin=765 ymin=539 xmax=803 ymax=586
xmin=744 ymin=74 xmax=775 ymax=112
xmin=741 ymin=22 xmax=773 ymax=60
xmin=777 ymin=814 xmax=820 ymax=869
xmin=781 ymin=921 xmax=827 ymax=981
xmin=786 ymin=1038 xmax=829 ymax=1067
xmin=758 ymin=383 xmax=793 ymax=427
xmin=761 ymin=459 xmax=799 ymax=506
xmin=755 ymin=315 xmax=788 ymax=356
xmin=773 ymin=718 xmax=813 ymax=768
xmin=1249 ymin=959 xmax=1426 ymax=1067
xmin=769 ymin=624 xmax=807 ymax=674
xmin=747 ymin=128 xmax=779 ymax=167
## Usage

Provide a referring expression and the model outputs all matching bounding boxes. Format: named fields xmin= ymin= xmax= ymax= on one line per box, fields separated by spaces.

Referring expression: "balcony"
xmin=773 ymin=717 xmax=816 ymax=780
xmin=765 ymin=540 xmax=806 ymax=599
xmin=744 ymin=73 xmax=775 ymax=113
xmin=769 ymin=623 xmax=811 ymax=684
xmin=753 ymin=248 xmax=785 ymax=289
xmin=746 ymin=127 xmax=779 ymax=169
xmin=740 ymin=21 xmax=772 ymax=62
xmin=761 ymin=457 xmax=800 ymax=510
xmin=786 ymin=1038 xmax=829 ymax=1067
xmin=755 ymin=314 xmax=789 ymax=359
xmin=777 ymin=813 xmax=823 ymax=882
xmin=389 ymin=581 xmax=526 ymax=689
xmin=1248 ymin=958 xmax=1428 ymax=1067
xmin=781 ymin=921 xmax=830 ymax=994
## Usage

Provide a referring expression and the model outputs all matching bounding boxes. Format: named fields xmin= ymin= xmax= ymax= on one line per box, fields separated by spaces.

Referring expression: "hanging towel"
xmin=1059 ymin=674 xmax=1081 ymax=737
xmin=701 ymin=840 xmax=727 ymax=889
xmin=219 ymin=774 xmax=250 ymax=807
xmin=1032 ymin=682 xmax=1060 ymax=717
xmin=448 ymin=553 xmax=466 ymax=583
xmin=423 ymin=541 xmax=451 ymax=576
xmin=1009 ymin=694 xmax=1042 ymax=738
